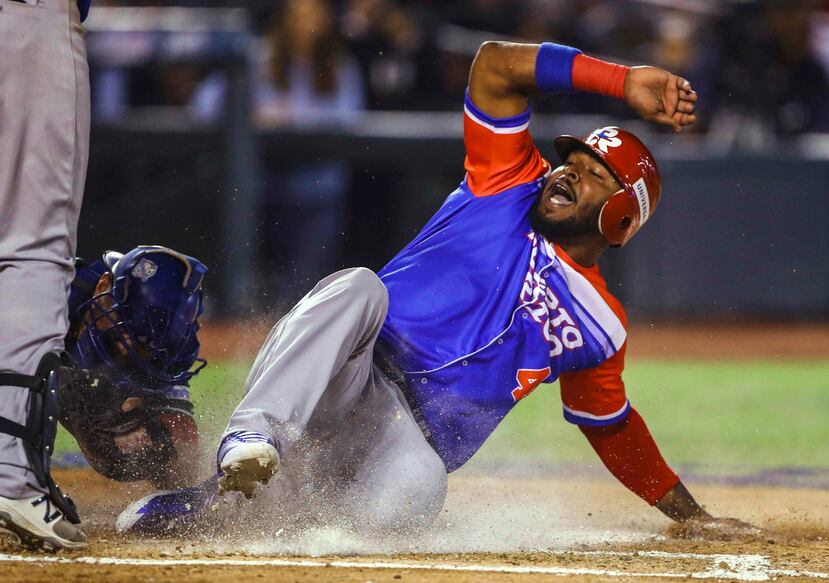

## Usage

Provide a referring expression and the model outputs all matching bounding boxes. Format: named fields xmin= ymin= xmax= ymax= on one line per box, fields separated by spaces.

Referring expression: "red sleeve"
xmin=463 ymin=89 xmax=548 ymax=197
xmin=560 ymin=342 xmax=629 ymax=425
xmin=552 ymin=248 xmax=675 ymax=503
xmin=580 ymin=407 xmax=680 ymax=505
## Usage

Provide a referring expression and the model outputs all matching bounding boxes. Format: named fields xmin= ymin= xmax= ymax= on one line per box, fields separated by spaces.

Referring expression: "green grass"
xmin=483 ymin=359 xmax=829 ymax=471
xmin=56 ymin=359 xmax=829 ymax=472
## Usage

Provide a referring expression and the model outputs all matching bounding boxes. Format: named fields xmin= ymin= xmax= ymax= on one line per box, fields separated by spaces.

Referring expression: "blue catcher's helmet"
xmin=74 ymin=246 xmax=208 ymax=387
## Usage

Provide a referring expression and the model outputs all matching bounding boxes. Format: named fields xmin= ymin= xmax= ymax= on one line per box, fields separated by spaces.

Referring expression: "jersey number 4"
xmin=511 ymin=367 xmax=551 ymax=402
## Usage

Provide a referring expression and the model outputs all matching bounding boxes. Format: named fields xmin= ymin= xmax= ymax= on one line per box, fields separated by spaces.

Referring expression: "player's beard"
xmin=529 ymin=191 xmax=603 ymax=242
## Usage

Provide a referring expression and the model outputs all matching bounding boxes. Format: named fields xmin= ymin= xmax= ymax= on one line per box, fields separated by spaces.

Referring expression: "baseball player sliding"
xmin=121 ymin=40 xmax=753 ymax=537
xmin=0 ymin=0 xmax=93 ymax=550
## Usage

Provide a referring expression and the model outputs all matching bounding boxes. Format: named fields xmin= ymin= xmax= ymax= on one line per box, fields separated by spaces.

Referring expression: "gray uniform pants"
xmin=224 ymin=268 xmax=448 ymax=534
xmin=0 ymin=0 xmax=90 ymax=498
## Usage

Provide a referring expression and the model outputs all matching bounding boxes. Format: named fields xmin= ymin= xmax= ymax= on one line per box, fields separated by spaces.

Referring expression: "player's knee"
xmin=343 ymin=267 xmax=388 ymax=312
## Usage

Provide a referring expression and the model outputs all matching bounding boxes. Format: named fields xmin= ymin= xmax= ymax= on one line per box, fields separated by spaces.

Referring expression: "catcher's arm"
xmin=115 ymin=394 xmax=201 ymax=489
xmin=58 ymin=366 xmax=200 ymax=488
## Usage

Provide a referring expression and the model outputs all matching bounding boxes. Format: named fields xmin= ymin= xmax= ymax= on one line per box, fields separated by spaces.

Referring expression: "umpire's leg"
xmin=224 ymin=267 xmax=390 ymax=451
xmin=0 ymin=0 xmax=90 ymax=540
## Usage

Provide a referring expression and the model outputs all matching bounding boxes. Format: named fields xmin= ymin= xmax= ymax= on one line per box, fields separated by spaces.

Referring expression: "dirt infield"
xmin=2 ymin=322 xmax=823 ymax=581
xmin=198 ymin=319 xmax=829 ymax=362
xmin=3 ymin=467 xmax=829 ymax=582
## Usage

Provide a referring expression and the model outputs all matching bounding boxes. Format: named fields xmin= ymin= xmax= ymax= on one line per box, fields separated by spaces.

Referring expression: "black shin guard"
xmin=0 ymin=352 xmax=80 ymax=524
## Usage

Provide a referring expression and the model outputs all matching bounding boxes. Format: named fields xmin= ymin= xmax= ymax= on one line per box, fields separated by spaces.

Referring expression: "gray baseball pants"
xmin=224 ymin=268 xmax=448 ymax=533
xmin=0 ymin=0 xmax=90 ymax=498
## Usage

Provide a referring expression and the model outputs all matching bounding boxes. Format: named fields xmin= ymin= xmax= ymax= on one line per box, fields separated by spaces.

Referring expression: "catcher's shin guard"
xmin=0 ymin=352 xmax=80 ymax=524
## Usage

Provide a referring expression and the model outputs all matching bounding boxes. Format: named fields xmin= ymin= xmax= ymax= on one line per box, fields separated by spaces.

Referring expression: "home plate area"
xmin=1 ymin=467 xmax=829 ymax=582
xmin=1 ymin=548 xmax=829 ymax=582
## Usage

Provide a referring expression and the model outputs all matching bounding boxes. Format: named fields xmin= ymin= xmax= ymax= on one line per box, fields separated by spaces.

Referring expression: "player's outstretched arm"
xmin=468 ymin=41 xmax=698 ymax=132
xmin=580 ymin=407 xmax=758 ymax=540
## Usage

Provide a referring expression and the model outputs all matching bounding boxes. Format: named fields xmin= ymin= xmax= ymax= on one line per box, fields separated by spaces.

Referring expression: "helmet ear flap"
xmin=598 ymin=188 xmax=641 ymax=247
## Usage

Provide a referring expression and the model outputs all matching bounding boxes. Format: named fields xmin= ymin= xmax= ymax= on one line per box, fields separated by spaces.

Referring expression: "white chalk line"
xmin=0 ymin=550 xmax=826 ymax=580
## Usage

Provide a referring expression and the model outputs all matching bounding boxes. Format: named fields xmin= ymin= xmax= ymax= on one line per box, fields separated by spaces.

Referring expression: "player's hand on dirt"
xmin=624 ymin=66 xmax=697 ymax=133
xmin=655 ymin=482 xmax=758 ymax=542
xmin=668 ymin=516 xmax=761 ymax=542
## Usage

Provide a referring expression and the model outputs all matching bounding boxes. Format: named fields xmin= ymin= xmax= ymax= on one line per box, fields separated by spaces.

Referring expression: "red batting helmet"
xmin=554 ymin=127 xmax=661 ymax=247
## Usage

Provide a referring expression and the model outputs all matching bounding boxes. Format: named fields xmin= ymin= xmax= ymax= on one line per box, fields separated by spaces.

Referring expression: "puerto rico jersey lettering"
xmin=378 ymin=89 xmax=629 ymax=472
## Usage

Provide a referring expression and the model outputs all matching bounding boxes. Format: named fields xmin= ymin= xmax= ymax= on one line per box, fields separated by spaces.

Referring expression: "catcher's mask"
xmin=74 ymin=245 xmax=207 ymax=386
xmin=554 ymin=126 xmax=662 ymax=247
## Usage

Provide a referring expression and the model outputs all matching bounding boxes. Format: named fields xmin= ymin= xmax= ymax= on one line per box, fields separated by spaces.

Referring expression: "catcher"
xmin=61 ymin=245 xmax=207 ymax=488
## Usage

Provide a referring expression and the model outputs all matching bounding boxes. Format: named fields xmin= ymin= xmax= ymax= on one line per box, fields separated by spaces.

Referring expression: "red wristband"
xmin=572 ymin=54 xmax=629 ymax=100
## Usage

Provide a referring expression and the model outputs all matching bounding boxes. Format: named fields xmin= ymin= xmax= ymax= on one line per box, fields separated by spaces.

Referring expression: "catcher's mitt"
xmin=58 ymin=365 xmax=198 ymax=488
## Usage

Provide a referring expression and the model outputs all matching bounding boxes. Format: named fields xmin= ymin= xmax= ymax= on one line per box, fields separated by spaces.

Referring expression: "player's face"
xmin=87 ymin=273 xmax=152 ymax=365
xmin=530 ymin=150 xmax=622 ymax=241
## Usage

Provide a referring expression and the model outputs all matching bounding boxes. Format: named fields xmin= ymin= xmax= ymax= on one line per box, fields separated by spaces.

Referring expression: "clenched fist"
xmin=624 ymin=66 xmax=698 ymax=133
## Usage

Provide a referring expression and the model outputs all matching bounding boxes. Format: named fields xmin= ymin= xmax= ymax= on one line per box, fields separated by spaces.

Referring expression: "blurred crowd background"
xmin=89 ymin=0 xmax=829 ymax=137
xmin=79 ymin=0 xmax=829 ymax=319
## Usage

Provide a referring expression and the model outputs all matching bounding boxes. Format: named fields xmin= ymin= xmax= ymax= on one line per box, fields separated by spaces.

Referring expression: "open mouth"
xmin=549 ymin=181 xmax=575 ymax=207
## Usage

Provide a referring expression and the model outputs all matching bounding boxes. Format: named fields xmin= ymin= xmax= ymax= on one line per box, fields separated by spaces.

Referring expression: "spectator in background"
xmin=192 ymin=0 xmax=365 ymax=297
xmin=89 ymin=0 xmax=829 ymax=138
xmin=438 ymin=0 xmax=519 ymax=37
xmin=708 ymin=0 xmax=829 ymax=150
xmin=88 ymin=0 xmax=212 ymax=120
xmin=647 ymin=9 xmax=717 ymax=133
xmin=763 ymin=0 xmax=829 ymax=134
xmin=812 ymin=2 xmax=829 ymax=78
xmin=340 ymin=0 xmax=423 ymax=109
xmin=251 ymin=0 xmax=365 ymax=125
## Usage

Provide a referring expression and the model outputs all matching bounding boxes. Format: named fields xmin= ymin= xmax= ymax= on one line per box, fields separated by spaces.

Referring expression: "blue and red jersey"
xmin=378 ymin=90 xmax=630 ymax=472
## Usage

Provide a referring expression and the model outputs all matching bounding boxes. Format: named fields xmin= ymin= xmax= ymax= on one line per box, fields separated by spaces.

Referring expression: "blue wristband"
xmin=535 ymin=42 xmax=582 ymax=93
